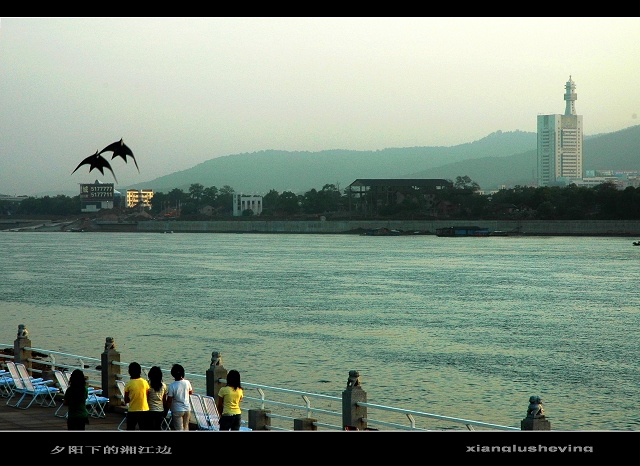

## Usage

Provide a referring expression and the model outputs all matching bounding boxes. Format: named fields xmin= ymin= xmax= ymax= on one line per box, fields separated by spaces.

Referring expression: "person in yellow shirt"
xmin=124 ymin=362 xmax=150 ymax=430
xmin=216 ymin=369 xmax=243 ymax=431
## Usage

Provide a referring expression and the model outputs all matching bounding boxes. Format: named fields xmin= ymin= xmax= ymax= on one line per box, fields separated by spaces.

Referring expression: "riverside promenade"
xmin=2 ymin=325 xmax=540 ymax=433
xmin=0 ymin=364 xmax=625 ymax=463
xmin=0 ymin=375 xmax=616 ymax=461
xmin=0 ymin=325 xmax=629 ymax=460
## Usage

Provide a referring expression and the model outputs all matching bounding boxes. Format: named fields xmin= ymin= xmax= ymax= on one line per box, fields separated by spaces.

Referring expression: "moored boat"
xmin=360 ymin=227 xmax=431 ymax=236
xmin=435 ymin=226 xmax=490 ymax=237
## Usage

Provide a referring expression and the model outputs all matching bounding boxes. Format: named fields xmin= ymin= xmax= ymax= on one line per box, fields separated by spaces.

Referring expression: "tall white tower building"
xmin=537 ymin=76 xmax=583 ymax=186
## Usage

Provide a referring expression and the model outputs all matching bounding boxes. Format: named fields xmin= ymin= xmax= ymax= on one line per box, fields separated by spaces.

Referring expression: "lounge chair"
xmin=5 ymin=362 xmax=27 ymax=407
xmin=10 ymin=363 xmax=59 ymax=409
xmin=6 ymin=361 xmax=48 ymax=407
xmin=201 ymin=395 xmax=221 ymax=430
xmin=190 ymin=393 xmax=217 ymax=430
xmin=6 ymin=361 xmax=44 ymax=385
xmin=16 ymin=362 xmax=54 ymax=387
xmin=86 ymin=390 xmax=109 ymax=419
xmin=115 ymin=379 xmax=128 ymax=431
xmin=53 ymin=370 xmax=69 ymax=418
xmin=0 ymin=369 xmax=15 ymax=398
xmin=161 ymin=409 xmax=172 ymax=430
xmin=4 ymin=363 xmax=26 ymax=407
xmin=54 ymin=369 xmax=108 ymax=418
xmin=200 ymin=394 xmax=251 ymax=431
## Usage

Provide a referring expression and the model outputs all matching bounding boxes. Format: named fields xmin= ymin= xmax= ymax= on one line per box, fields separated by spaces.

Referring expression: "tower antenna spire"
xmin=564 ymin=76 xmax=577 ymax=115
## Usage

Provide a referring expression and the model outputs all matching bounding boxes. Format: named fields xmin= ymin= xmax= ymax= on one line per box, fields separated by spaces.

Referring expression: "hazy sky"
xmin=1 ymin=17 xmax=639 ymax=196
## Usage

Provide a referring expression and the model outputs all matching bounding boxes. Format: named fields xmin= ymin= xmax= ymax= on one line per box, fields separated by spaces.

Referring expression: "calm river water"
xmin=1 ymin=232 xmax=638 ymax=430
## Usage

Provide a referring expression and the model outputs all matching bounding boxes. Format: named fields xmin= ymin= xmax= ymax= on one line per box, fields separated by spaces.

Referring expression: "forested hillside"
xmin=124 ymin=125 xmax=640 ymax=194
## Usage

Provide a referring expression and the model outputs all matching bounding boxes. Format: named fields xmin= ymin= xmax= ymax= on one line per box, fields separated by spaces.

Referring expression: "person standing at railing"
xmin=124 ymin=362 xmax=150 ymax=430
xmin=166 ymin=363 xmax=193 ymax=431
xmin=216 ymin=369 xmax=244 ymax=431
xmin=63 ymin=369 xmax=89 ymax=430
xmin=147 ymin=366 xmax=168 ymax=430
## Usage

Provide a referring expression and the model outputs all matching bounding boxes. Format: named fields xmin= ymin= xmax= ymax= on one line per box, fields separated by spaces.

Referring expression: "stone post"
xmin=342 ymin=370 xmax=367 ymax=430
xmin=521 ymin=395 xmax=551 ymax=430
xmin=100 ymin=337 xmax=121 ymax=410
xmin=249 ymin=409 xmax=271 ymax=430
xmin=294 ymin=418 xmax=317 ymax=430
xmin=13 ymin=324 xmax=32 ymax=370
xmin=206 ymin=351 xmax=228 ymax=400
xmin=41 ymin=366 xmax=56 ymax=387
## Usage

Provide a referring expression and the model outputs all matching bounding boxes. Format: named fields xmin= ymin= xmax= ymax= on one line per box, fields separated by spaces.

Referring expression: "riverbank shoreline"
xmin=4 ymin=218 xmax=640 ymax=236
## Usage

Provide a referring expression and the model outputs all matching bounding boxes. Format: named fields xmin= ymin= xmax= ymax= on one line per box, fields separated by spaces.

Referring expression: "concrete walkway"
xmin=0 ymin=394 xmax=214 ymax=460
xmin=0 ymin=395 xmax=124 ymax=431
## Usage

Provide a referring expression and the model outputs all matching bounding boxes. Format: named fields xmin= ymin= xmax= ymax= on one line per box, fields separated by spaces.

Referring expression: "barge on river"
xmin=435 ymin=225 xmax=491 ymax=237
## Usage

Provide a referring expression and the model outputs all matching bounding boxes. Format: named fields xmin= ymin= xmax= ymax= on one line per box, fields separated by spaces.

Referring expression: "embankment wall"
xmin=135 ymin=219 xmax=640 ymax=235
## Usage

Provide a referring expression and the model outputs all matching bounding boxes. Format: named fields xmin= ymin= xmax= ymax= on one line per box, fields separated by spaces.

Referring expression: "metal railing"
xmin=1 ymin=343 xmax=520 ymax=431
xmin=22 ymin=346 xmax=102 ymax=388
xmin=110 ymin=362 xmax=342 ymax=430
xmin=357 ymin=401 xmax=519 ymax=431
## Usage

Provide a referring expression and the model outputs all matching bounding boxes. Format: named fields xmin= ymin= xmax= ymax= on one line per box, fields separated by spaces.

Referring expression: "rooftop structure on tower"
xmin=536 ymin=76 xmax=583 ymax=186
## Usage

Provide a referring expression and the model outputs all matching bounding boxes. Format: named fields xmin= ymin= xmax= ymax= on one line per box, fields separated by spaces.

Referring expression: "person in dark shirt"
xmin=63 ymin=369 xmax=89 ymax=430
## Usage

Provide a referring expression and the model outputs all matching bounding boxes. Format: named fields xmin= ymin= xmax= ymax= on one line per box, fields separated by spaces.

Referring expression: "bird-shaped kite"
xmin=71 ymin=150 xmax=118 ymax=183
xmin=99 ymin=138 xmax=139 ymax=173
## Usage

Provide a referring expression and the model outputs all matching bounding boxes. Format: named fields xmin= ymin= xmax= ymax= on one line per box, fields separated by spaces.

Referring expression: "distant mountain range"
xmin=123 ymin=124 xmax=640 ymax=194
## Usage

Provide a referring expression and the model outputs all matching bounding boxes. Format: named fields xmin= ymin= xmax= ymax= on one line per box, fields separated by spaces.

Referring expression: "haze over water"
xmin=1 ymin=232 xmax=638 ymax=430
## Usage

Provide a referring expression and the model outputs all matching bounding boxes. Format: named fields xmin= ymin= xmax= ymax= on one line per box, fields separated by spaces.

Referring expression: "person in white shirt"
xmin=165 ymin=364 xmax=193 ymax=431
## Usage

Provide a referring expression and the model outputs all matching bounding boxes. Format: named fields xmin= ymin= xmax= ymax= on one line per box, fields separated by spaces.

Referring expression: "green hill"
xmin=125 ymin=125 xmax=640 ymax=193
xmin=407 ymin=124 xmax=640 ymax=189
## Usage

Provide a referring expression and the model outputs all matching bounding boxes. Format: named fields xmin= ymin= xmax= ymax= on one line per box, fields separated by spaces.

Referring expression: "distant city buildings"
xmin=126 ymin=189 xmax=154 ymax=209
xmin=79 ymin=180 xmax=116 ymax=212
xmin=576 ymin=170 xmax=640 ymax=189
xmin=0 ymin=194 xmax=28 ymax=204
xmin=537 ymin=76 xmax=583 ymax=187
xmin=233 ymin=193 xmax=263 ymax=216
xmin=77 ymin=183 xmax=154 ymax=212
